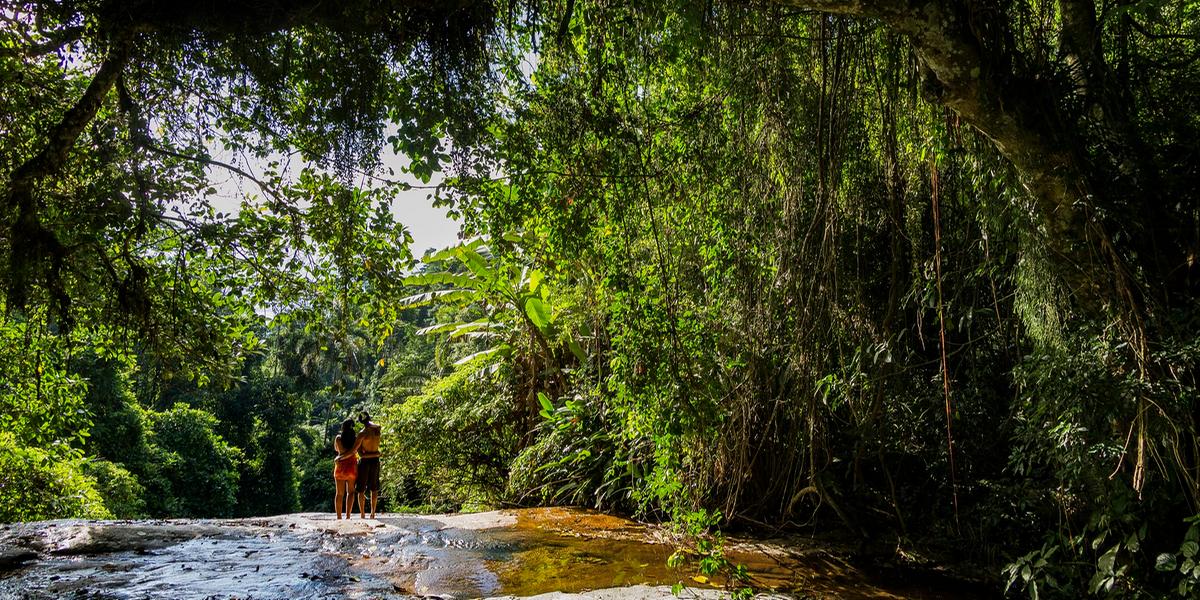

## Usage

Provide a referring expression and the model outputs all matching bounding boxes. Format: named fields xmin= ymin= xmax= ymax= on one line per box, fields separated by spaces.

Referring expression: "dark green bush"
xmin=143 ymin=404 xmax=241 ymax=518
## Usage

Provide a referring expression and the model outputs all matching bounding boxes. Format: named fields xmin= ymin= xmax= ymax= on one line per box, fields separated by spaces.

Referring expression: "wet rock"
xmin=45 ymin=523 xmax=243 ymax=556
xmin=0 ymin=545 xmax=37 ymax=570
xmin=0 ymin=523 xmax=46 ymax=570
xmin=0 ymin=510 xmax=978 ymax=599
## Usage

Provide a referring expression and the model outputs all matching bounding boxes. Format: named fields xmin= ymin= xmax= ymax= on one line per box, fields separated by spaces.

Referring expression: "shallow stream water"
xmin=0 ymin=508 xmax=983 ymax=599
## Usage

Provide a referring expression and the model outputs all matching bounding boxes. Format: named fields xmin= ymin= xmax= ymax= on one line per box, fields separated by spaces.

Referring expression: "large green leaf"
xmin=457 ymin=246 xmax=495 ymax=281
xmin=527 ymin=269 xmax=545 ymax=293
xmin=524 ymin=297 xmax=552 ymax=331
xmin=402 ymin=272 xmax=484 ymax=290
xmin=449 ymin=320 xmax=508 ymax=339
xmin=397 ymin=289 xmax=477 ymax=308
xmin=567 ymin=337 xmax=586 ymax=362
xmin=423 ymin=237 xmax=486 ymax=263
xmin=415 ymin=322 xmax=460 ymax=336
xmin=1156 ymin=553 xmax=1177 ymax=572
xmin=537 ymin=392 xmax=554 ymax=419
xmin=453 ymin=345 xmax=510 ymax=366
xmin=417 ymin=319 xmax=508 ymax=339
xmin=501 ymin=231 xmax=536 ymax=246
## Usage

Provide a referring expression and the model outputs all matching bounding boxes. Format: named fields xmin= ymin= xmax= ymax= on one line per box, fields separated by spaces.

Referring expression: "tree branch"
xmin=0 ymin=24 xmax=86 ymax=58
xmin=7 ymin=36 xmax=133 ymax=200
xmin=140 ymin=141 xmax=284 ymax=204
xmin=4 ymin=34 xmax=134 ymax=314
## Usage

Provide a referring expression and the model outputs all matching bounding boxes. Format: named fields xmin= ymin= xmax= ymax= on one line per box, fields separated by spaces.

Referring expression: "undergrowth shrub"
xmin=0 ymin=432 xmax=111 ymax=522
xmin=1003 ymin=323 xmax=1200 ymax=597
xmin=380 ymin=357 xmax=517 ymax=511
xmin=82 ymin=459 xmax=145 ymax=519
xmin=507 ymin=390 xmax=625 ymax=508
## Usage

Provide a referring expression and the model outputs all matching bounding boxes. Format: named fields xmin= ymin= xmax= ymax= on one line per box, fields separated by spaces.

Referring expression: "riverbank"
xmin=0 ymin=508 xmax=989 ymax=599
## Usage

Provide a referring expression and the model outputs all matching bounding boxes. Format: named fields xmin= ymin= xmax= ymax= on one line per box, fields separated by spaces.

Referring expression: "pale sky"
xmin=393 ymin=181 xmax=462 ymax=257
xmin=376 ymin=151 xmax=462 ymax=257
xmin=201 ymin=140 xmax=463 ymax=258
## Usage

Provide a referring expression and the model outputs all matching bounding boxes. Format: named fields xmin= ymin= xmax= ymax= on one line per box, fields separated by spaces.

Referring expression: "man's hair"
xmin=357 ymin=410 xmax=371 ymax=424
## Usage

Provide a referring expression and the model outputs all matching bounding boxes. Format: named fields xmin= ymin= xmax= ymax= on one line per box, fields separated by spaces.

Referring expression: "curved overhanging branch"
xmin=100 ymin=0 xmax=485 ymax=36
xmin=6 ymin=36 xmax=133 ymax=200
xmin=3 ymin=34 xmax=134 ymax=315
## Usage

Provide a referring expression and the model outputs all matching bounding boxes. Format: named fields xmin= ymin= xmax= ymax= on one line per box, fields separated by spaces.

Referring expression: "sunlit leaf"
xmin=525 ymin=297 xmax=551 ymax=331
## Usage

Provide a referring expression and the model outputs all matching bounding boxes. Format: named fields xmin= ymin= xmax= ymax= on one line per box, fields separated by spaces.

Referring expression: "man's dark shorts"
xmin=356 ymin=456 xmax=381 ymax=492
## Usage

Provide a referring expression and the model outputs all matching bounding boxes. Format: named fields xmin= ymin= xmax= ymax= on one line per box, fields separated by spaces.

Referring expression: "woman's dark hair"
xmin=337 ymin=419 xmax=357 ymax=453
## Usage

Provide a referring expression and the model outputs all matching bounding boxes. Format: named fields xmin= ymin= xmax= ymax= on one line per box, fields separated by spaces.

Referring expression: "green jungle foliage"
xmin=0 ymin=431 xmax=111 ymax=523
xmin=381 ymin=355 xmax=515 ymax=511
xmin=2 ymin=0 xmax=1199 ymax=597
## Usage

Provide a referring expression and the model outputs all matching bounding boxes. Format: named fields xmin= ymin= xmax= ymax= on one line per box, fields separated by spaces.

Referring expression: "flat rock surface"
xmin=0 ymin=509 xmax=979 ymax=599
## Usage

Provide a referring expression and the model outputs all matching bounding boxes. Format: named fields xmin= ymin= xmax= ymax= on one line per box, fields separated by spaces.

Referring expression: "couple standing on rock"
xmin=333 ymin=411 xmax=382 ymax=519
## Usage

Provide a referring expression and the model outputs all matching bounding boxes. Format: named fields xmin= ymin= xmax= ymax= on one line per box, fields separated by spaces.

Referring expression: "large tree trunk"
xmin=773 ymin=0 xmax=1148 ymax=314
xmin=769 ymin=0 xmax=1196 ymax=498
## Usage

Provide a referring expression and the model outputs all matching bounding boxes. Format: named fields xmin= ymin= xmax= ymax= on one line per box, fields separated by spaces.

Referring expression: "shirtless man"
xmin=355 ymin=411 xmax=382 ymax=518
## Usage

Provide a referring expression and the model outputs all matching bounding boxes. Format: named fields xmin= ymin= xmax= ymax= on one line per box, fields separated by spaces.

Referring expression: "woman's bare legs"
xmin=334 ymin=480 xmax=344 ymax=519
xmin=335 ymin=480 xmax=354 ymax=519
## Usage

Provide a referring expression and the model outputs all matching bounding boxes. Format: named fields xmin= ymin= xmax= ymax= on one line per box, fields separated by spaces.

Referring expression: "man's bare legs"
xmin=353 ymin=491 xmax=379 ymax=518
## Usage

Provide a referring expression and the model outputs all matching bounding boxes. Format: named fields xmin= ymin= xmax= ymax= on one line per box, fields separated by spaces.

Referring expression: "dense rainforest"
xmin=2 ymin=0 xmax=1198 ymax=596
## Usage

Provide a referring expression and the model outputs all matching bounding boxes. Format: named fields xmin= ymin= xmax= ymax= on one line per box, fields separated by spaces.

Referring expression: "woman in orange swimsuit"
xmin=333 ymin=418 xmax=361 ymax=519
